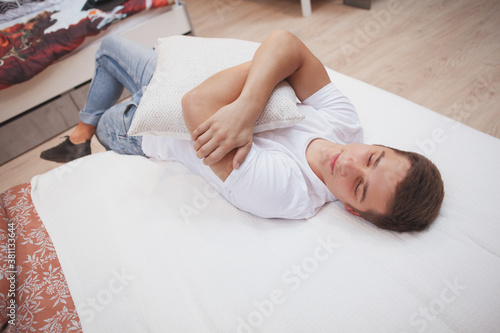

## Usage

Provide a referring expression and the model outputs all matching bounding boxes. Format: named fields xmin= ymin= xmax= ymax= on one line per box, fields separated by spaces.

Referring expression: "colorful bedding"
xmin=0 ymin=0 xmax=174 ymax=90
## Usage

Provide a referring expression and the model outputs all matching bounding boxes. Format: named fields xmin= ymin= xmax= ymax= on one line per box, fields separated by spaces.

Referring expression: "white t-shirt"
xmin=142 ymin=83 xmax=364 ymax=219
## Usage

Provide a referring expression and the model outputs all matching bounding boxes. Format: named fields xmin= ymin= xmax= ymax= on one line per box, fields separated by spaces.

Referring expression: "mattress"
xmin=4 ymin=68 xmax=500 ymax=332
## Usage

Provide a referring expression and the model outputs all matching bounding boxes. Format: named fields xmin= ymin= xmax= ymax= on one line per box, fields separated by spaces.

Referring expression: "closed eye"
xmin=355 ymin=178 xmax=362 ymax=196
xmin=356 ymin=154 xmax=373 ymax=197
xmin=360 ymin=150 xmax=385 ymax=203
xmin=368 ymin=153 xmax=374 ymax=166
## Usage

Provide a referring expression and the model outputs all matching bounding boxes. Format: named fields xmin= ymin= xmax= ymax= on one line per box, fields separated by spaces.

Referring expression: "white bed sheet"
xmin=31 ymin=68 xmax=500 ymax=333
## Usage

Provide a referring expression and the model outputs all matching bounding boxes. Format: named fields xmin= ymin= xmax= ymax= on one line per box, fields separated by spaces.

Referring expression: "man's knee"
xmin=100 ymin=35 xmax=122 ymax=49
xmin=96 ymin=35 xmax=124 ymax=60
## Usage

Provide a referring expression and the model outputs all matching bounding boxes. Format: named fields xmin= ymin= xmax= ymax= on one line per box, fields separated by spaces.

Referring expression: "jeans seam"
xmin=122 ymin=104 xmax=144 ymax=156
xmin=122 ymin=104 xmax=130 ymax=138
xmin=99 ymin=51 xmax=140 ymax=94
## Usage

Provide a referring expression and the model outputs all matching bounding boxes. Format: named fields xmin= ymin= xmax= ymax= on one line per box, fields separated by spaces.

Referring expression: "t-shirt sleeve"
xmin=300 ymin=82 xmax=364 ymax=144
xmin=221 ymin=144 xmax=311 ymax=220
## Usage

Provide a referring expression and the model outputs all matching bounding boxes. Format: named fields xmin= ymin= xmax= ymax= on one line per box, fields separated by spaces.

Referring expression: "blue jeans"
xmin=79 ymin=35 xmax=157 ymax=156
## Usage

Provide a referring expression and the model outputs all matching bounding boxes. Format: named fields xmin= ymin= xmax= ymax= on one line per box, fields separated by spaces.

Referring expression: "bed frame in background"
xmin=0 ymin=1 xmax=193 ymax=165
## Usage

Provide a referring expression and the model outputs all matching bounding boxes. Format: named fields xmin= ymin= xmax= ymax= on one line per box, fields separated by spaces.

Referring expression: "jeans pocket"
xmin=122 ymin=103 xmax=136 ymax=135
xmin=112 ymin=134 xmax=143 ymax=156
xmin=114 ymin=135 xmax=129 ymax=155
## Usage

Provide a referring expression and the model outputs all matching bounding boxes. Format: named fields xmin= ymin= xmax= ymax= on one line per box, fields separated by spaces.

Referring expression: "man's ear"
xmin=344 ymin=204 xmax=361 ymax=217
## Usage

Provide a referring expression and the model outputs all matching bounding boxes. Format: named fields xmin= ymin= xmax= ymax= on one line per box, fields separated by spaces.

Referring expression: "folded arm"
xmin=182 ymin=29 xmax=331 ymax=181
xmin=182 ymin=61 xmax=254 ymax=181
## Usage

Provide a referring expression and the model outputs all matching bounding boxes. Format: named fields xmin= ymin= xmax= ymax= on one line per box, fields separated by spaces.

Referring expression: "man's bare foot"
xmin=69 ymin=122 xmax=96 ymax=144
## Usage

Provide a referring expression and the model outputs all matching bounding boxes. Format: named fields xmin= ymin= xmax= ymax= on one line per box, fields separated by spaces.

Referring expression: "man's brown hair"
xmin=352 ymin=147 xmax=444 ymax=233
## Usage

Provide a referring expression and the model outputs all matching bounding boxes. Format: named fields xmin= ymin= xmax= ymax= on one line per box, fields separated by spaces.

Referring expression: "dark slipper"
xmin=40 ymin=136 xmax=91 ymax=163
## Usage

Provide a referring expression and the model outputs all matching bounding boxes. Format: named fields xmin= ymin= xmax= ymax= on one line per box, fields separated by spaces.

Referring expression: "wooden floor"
xmin=0 ymin=0 xmax=499 ymax=192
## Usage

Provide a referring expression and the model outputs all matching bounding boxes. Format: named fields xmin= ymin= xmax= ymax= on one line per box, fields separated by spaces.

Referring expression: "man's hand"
xmin=191 ymin=98 xmax=256 ymax=169
xmin=183 ymin=30 xmax=331 ymax=181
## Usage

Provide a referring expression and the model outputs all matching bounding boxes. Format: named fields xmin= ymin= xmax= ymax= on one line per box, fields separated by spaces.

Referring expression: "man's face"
xmin=317 ymin=143 xmax=411 ymax=216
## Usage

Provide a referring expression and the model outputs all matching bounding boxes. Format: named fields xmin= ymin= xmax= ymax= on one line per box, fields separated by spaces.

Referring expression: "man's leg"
xmin=78 ymin=35 xmax=158 ymax=129
xmin=94 ymin=100 xmax=145 ymax=156
xmin=41 ymin=36 xmax=156 ymax=162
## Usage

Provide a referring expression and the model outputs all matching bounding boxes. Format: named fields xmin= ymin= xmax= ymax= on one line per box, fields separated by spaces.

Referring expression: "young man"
xmin=41 ymin=30 xmax=444 ymax=232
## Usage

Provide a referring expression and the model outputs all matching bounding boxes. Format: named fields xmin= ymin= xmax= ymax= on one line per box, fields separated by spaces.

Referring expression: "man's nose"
xmin=340 ymin=156 xmax=366 ymax=177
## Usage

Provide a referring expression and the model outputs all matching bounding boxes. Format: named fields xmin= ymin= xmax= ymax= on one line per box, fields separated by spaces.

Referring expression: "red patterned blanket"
xmin=0 ymin=183 xmax=81 ymax=332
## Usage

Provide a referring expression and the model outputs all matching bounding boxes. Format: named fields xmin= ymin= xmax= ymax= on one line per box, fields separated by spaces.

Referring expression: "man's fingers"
xmin=193 ymin=129 xmax=212 ymax=151
xmin=191 ymin=120 xmax=210 ymax=142
xmin=202 ymin=146 xmax=228 ymax=166
xmin=233 ymin=143 xmax=252 ymax=169
xmin=196 ymin=138 xmax=219 ymax=160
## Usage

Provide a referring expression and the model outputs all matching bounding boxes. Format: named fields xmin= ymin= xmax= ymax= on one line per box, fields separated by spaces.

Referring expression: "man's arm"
xmin=182 ymin=62 xmax=253 ymax=181
xmin=185 ymin=29 xmax=331 ymax=178
xmin=233 ymin=29 xmax=331 ymax=106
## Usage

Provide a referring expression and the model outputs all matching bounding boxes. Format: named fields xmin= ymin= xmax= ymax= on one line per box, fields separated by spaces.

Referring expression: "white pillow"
xmin=127 ymin=35 xmax=304 ymax=139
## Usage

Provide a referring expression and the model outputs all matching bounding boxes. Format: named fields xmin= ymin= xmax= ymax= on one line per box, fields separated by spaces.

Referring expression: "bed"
xmin=2 ymin=64 xmax=500 ymax=331
xmin=0 ymin=0 xmax=192 ymax=127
